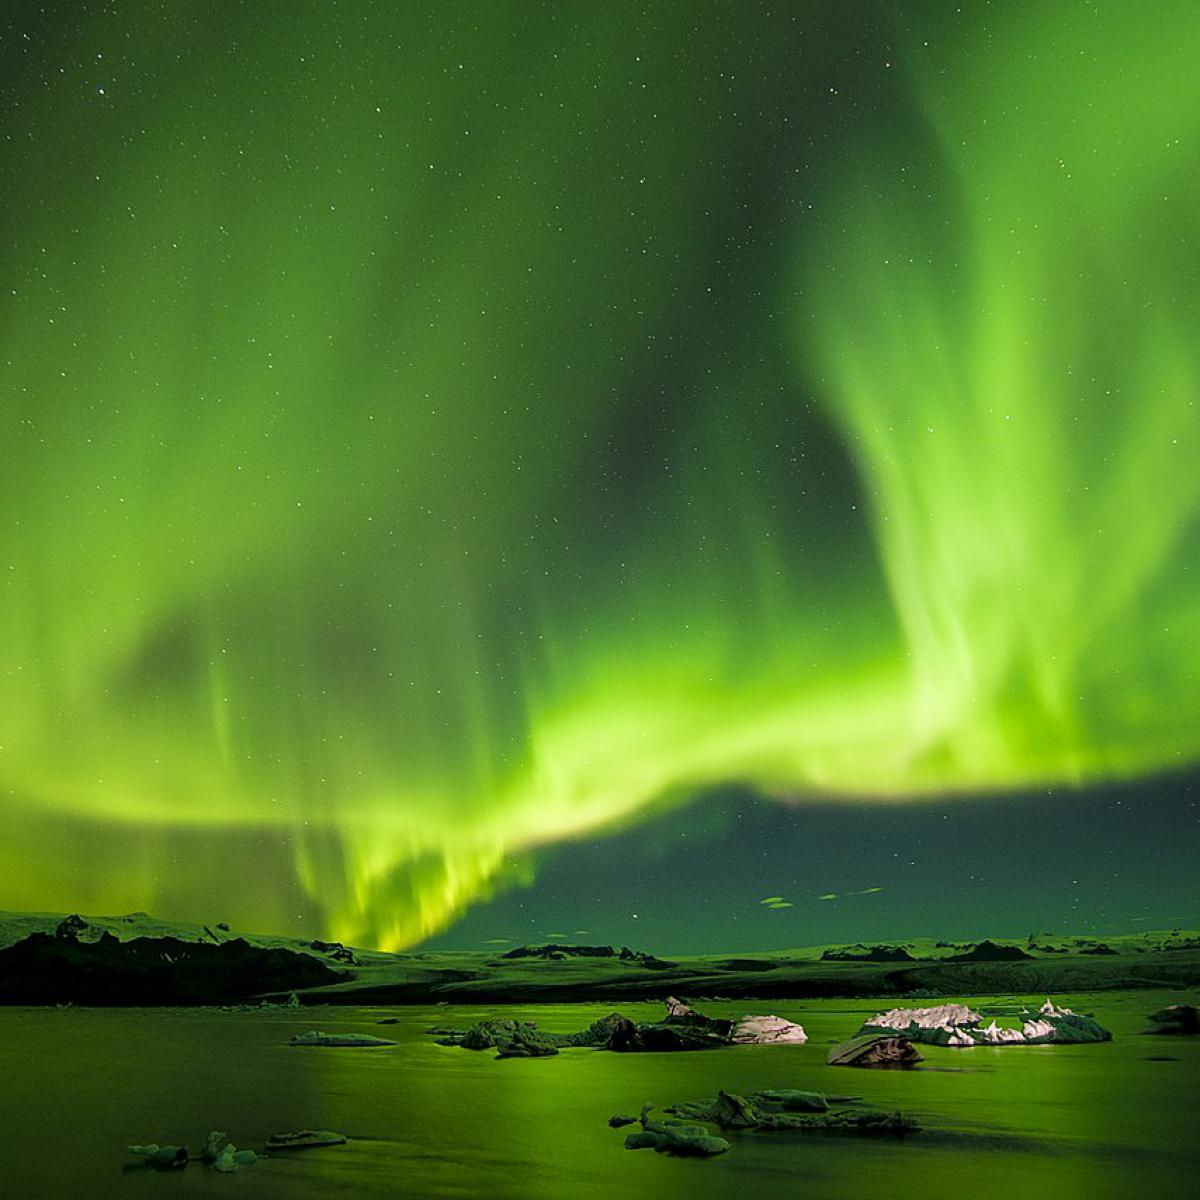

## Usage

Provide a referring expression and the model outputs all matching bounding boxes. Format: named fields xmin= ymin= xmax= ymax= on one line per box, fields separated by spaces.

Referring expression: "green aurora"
xmin=1 ymin=2 xmax=1197 ymax=948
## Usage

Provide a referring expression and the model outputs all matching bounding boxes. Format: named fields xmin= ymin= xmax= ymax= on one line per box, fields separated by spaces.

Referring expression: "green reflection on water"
xmin=1 ymin=990 xmax=1196 ymax=1198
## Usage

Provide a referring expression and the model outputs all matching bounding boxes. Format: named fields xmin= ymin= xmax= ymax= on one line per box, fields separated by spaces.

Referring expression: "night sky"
xmin=1 ymin=2 xmax=1197 ymax=951
xmin=421 ymin=772 xmax=1200 ymax=954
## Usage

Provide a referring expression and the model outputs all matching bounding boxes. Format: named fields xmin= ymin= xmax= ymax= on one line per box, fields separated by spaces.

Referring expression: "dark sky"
xmin=420 ymin=771 xmax=1200 ymax=954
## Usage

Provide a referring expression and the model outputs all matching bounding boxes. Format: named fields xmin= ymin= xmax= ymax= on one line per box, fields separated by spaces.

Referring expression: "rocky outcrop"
xmin=266 ymin=1130 xmax=348 ymax=1150
xmin=749 ymin=1089 xmax=832 ymax=1113
xmin=501 ymin=943 xmax=617 ymax=960
xmin=861 ymin=999 xmax=1112 ymax=1046
xmin=821 ymin=944 xmax=915 ymax=962
xmin=616 ymin=1090 xmax=915 ymax=1162
xmin=495 ymin=942 xmax=677 ymax=969
xmin=1158 ymin=931 xmax=1200 ymax=951
xmin=494 ymin=1025 xmax=562 ymax=1058
xmin=54 ymin=914 xmax=89 ymax=940
xmin=665 ymin=1089 xmax=917 ymax=1136
xmin=289 ymin=1030 xmax=397 ymax=1047
xmin=310 ymin=939 xmax=359 ymax=965
xmin=615 ymin=997 xmax=806 ymax=1049
xmin=593 ymin=998 xmax=733 ymax=1051
xmin=607 ymin=1014 xmax=730 ymax=1051
xmin=863 ymin=1003 xmax=983 ymax=1039
xmin=621 ymin=1105 xmax=730 ymax=1157
xmin=201 ymin=1132 xmax=260 ymax=1173
xmin=435 ymin=998 xmax=804 ymax=1056
xmin=560 ymin=1012 xmax=629 ymax=1047
xmin=730 ymin=1013 xmax=807 ymax=1044
xmin=1017 ymin=1001 xmax=1112 ymax=1044
xmin=827 ymin=1034 xmax=923 ymax=1067
xmin=944 ymin=940 xmax=1034 ymax=963
xmin=664 ymin=996 xmax=699 ymax=1021
xmin=619 ymin=946 xmax=677 ymax=969
xmin=130 ymin=1131 xmax=260 ymax=1174
xmin=1146 ymin=1004 xmax=1199 ymax=1035
xmin=0 ymin=931 xmax=346 ymax=1005
xmin=436 ymin=1017 xmax=563 ymax=1056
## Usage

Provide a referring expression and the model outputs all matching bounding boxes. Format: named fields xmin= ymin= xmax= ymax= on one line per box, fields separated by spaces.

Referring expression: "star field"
xmin=1 ymin=2 xmax=1197 ymax=948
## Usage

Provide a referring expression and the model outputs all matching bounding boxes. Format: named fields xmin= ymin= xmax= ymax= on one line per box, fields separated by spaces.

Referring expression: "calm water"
xmin=1 ymin=990 xmax=1196 ymax=1199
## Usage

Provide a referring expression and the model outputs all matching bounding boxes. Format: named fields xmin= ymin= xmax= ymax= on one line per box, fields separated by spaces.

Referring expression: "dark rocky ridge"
xmin=500 ymin=943 xmax=676 ymax=968
xmin=502 ymin=943 xmax=618 ymax=960
xmin=943 ymin=939 xmax=1034 ymax=963
xmin=2 ymin=911 xmax=1199 ymax=1005
xmin=821 ymin=944 xmax=916 ymax=963
xmin=0 ymin=931 xmax=346 ymax=1005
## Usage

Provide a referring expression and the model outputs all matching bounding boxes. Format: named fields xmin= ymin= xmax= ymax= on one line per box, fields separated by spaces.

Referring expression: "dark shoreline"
xmin=265 ymin=959 xmax=1200 ymax=1007
xmin=3 ymin=910 xmax=1197 ymax=1007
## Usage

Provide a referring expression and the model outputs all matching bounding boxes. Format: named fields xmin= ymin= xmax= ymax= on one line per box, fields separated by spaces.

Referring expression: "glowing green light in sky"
xmin=0 ymin=3 xmax=1197 ymax=947
xmin=801 ymin=2 xmax=1200 ymax=790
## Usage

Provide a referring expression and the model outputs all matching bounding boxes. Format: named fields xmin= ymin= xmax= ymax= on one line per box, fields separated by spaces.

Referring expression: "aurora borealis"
xmin=2 ymin=2 xmax=1198 ymax=950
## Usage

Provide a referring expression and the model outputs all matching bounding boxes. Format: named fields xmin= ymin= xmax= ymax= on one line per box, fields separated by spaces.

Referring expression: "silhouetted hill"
xmin=1 ymin=911 xmax=1198 ymax=1005
xmin=0 ymin=931 xmax=346 ymax=1005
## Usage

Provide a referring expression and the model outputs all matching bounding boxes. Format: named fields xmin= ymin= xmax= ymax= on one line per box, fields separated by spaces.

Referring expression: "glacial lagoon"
xmin=2 ymin=991 xmax=1196 ymax=1199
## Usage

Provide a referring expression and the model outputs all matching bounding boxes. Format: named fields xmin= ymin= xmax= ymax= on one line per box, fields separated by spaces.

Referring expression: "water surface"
xmin=2 ymin=991 xmax=1196 ymax=1198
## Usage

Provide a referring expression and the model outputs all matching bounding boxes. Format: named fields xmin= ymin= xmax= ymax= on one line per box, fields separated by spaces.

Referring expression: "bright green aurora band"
xmin=1 ymin=3 xmax=1198 ymax=948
